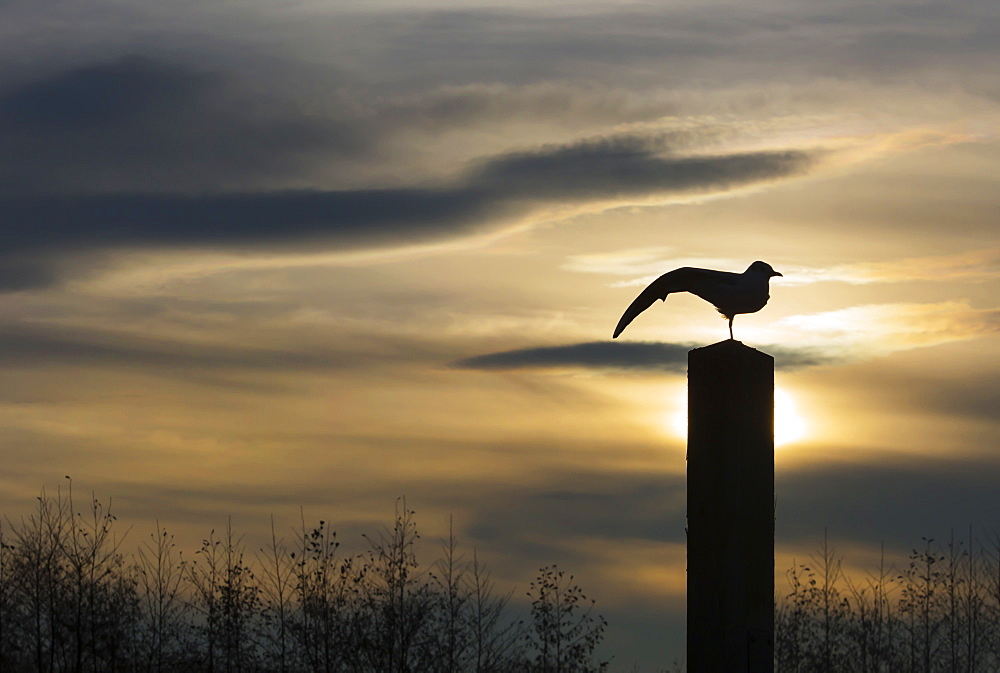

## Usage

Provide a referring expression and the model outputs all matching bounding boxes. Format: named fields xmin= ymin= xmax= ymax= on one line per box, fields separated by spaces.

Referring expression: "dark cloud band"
xmin=0 ymin=325 xmax=349 ymax=372
xmin=0 ymin=149 xmax=812 ymax=252
xmin=0 ymin=188 xmax=505 ymax=254
xmin=453 ymin=341 xmax=836 ymax=372
xmin=0 ymin=57 xmax=358 ymax=195
xmin=0 ymin=57 xmax=816 ymax=290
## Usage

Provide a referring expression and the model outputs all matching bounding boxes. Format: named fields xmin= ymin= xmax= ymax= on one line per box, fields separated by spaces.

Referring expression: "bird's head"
xmin=747 ymin=260 xmax=782 ymax=277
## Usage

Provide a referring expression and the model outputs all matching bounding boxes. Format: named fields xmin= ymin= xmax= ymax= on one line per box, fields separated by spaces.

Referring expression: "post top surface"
xmin=689 ymin=339 xmax=774 ymax=362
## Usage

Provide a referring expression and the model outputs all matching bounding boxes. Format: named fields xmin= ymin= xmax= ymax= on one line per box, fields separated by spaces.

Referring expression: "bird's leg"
xmin=728 ymin=317 xmax=734 ymax=340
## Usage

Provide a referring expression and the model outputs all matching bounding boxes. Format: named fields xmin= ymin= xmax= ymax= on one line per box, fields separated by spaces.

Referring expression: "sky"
xmin=1 ymin=0 xmax=999 ymax=668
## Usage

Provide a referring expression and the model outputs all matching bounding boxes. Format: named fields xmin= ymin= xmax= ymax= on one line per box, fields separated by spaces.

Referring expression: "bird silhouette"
xmin=613 ymin=261 xmax=782 ymax=340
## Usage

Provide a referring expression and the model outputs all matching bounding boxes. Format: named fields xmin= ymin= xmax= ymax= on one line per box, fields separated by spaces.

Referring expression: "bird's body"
xmin=613 ymin=261 xmax=782 ymax=340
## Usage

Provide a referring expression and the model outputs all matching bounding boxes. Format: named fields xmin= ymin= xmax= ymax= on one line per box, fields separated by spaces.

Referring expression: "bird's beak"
xmin=772 ymin=271 xmax=783 ymax=277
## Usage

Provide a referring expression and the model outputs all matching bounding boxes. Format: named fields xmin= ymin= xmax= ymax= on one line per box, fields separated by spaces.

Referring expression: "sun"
xmin=667 ymin=386 xmax=807 ymax=447
xmin=773 ymin=388 xmax=807 ymax=446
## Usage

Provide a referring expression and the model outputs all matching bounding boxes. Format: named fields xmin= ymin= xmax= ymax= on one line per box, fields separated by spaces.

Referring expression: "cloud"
xmin=562 ymin=247 xmax=681 ymax=279
xmin=447 ymin=303 xmax=999 ymax=380
xmin=470 ymin=135 xmax=812 ymax=200
xmin=777 ymin=454 xmax=1000 ymax=554
xmin=313 ymin=3 xmax=1000 ymax=96
xmin=0 ymin=259 xmax=60 ymax=291
xmin=464 ymin=471 xmax=688 ymax=557
xmin=463 ymin=452 xmax=1000 ymax=574
xmin=779 ymin=248 xmax=1000 ymax=286
xmin=0 ymin=323 xmax=351 ymax=373
xmin=562 ymin=250 xmax=765 ymax=289
xmin=921 ymin=374 xmax=1000 ymax=424
xmin=444 ymin=451 xmax=1000 ymax=583
xmin=0 ymin=100 xmax=816 ymax=289
xmin=0 ymin=55 xmax=817 ymax=200
xmin=0 ymin=56 xmax=365 ymax=195
xmin=565 ymin=247 xmax=1000 ymax=290
xmin=775 ymin=302 xmax=1000 ymax=356
xmin=454 ymin=341 xmax=692 ymax=372
xmin=0 ymin=187 xmax=510 ymax=254
xmin=452 ymin=341 xmax=836 ymax=373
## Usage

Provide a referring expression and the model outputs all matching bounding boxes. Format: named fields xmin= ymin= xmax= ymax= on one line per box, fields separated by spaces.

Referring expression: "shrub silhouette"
xmin=775 ymin=529 xmax=1000 ymax=673
xmin=5 ymin=485 xmax=999 ymax=672
xmin=523 ymin=565 xmax=608 ymax=673
xmin=0 ymin=480 xmax=140 ymax=672
xmin=0 ymin=486 xmax=608 ymax=673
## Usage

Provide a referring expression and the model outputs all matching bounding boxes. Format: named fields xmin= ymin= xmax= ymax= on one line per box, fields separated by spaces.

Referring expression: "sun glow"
xmin=668 ymin=387 xmax=807 ymax=448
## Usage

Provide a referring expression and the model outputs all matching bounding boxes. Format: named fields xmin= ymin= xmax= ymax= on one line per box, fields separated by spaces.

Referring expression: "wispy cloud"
xmin=454 ymin=301 xmax=999 ymax=374
xmin=778 ymin=248 xmax=1000 ymax=286
xmin=566 ymin=247 xmax=1000 ymax=289
xmin=562 ymin=251 xmax=756 ymax=288
xmin=774 ymin=301 xmax=1000 ymax=356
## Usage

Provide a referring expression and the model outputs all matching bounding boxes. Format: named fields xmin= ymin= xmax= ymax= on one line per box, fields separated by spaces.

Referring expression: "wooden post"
xmin=687 ymin=340 xmax=774 ymax=673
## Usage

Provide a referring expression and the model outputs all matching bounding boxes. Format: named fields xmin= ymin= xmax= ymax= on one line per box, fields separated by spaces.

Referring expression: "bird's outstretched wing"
xmin=612 ymin=267 xmax=739 ymax=338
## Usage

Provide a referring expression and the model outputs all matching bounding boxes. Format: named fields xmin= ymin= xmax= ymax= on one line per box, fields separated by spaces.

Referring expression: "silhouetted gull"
xmin=613 ymin=261 xmax=782 ymax=340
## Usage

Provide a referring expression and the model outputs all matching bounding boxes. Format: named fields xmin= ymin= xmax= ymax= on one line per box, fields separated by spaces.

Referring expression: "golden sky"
xmin=1 ymin=0 xmax=998 ymax=668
